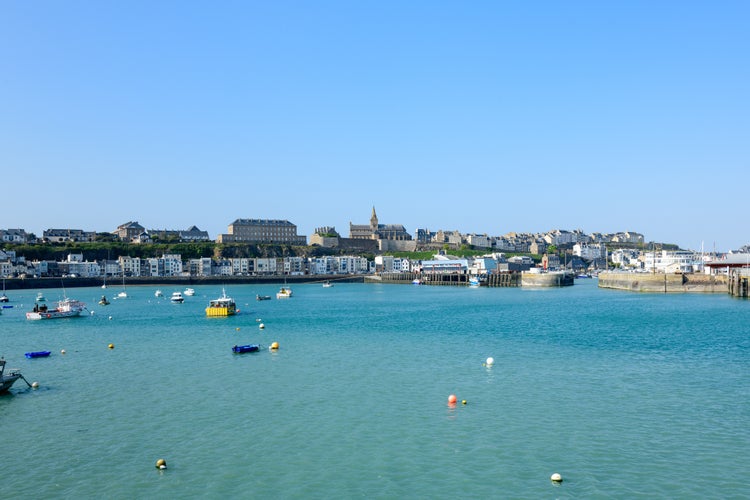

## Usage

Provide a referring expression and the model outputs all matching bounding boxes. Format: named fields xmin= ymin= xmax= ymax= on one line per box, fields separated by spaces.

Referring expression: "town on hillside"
xmin=1 ymin=207 xmax=747 ymax=279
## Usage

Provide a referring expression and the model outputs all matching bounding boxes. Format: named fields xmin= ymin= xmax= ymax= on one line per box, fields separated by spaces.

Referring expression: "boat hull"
xmin=0 ymin=375 xmax=20 ymax=392
xmin=232 ymin=344 xmax=260 ymax=354
xmin=206 ymin=306 xmax=236 ymax=317
xmin=26 ymin=310 xmax=82 ymax=320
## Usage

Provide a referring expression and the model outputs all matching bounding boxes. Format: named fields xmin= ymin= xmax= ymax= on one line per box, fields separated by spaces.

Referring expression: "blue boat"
xmin=232 ymin=344 xmax=260 ymax=354
xmin=25 ymin=351 xmax=51 ymax=359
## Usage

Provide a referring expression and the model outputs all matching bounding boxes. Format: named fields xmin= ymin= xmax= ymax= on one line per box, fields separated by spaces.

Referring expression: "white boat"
xmin=0 ymin=359 xmax=25 ymax=393
xmin=118 ymin=274 xmax=127 ymax=298
xmin=412 ymin=279 xmax=422 ymax=285
xmin=184 ymin=288 xmax=196 ymax=296
xmin=469 ymin=276 xmax=480 ymax=288
xmin=35 ymin=292 xmax=46 ymax=302
xmin=171 ymin=292 xmax=184 ymax=303
xmin=276 ymin=287 xmax=293 ymax=299
xmin=1 ymin=278 xmax=9 ymax=302
xmin=322 ymin=281 xmax=333 ymax=288
xmin=26 ymin=297 xmax=86 ymax=320
xmin=154 ymin=289 xmax=163 ymax=297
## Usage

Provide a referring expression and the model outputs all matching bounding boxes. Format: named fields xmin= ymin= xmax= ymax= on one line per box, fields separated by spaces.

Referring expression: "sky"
xmin=1 ymin=1 xmax=748 ymax=252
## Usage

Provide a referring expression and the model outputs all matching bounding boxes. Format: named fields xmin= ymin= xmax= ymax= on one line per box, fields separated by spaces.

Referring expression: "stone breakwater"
xmin=598 ymin=272 xmax=728 ymax=293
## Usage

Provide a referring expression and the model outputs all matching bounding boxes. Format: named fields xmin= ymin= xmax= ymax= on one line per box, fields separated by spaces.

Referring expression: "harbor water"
xmin=2 ymin=280 xmax=748 ymax=498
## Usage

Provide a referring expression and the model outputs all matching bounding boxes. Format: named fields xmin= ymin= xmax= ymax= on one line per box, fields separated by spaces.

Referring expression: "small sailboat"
xmin=117 ymin=274 xmax=127 ymax=298
xmin=0 ymin=278 xmax=8 ymax=303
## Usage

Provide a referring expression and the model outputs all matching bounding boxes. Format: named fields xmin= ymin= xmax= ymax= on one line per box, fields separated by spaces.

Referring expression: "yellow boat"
xmin=205 ymin=288 xmax=237 ymax=317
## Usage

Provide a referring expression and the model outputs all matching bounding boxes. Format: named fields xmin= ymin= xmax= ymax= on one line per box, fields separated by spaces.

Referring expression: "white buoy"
xmin=31 ymin=381 xmax=39 ymax=389
xmin=550 ymin=472 xmax=563 ymax=483
xmin=108 ymin=316 xmax=113 ymax=320
xmin=486 ymin=357 xmax=494 ymax=366
xmin=61 ymin=349 xmax=66 ymax=355
xmin=259 ymin=323 xmax=265 ymax=329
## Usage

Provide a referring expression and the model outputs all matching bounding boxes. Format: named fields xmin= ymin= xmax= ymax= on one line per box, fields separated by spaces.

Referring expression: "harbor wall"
xmin=520 ymin=271 xmax=574 ymax=287
xmin=597 ymin=272 xmax=728 ymax=293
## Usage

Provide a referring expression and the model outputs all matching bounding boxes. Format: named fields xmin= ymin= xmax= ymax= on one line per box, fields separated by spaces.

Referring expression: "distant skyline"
xmin=2 ymin=2 xmax=748 ymax=252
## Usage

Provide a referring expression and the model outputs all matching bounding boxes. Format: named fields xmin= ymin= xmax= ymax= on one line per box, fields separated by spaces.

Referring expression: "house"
xmin=114 ymin=222 xmax=145 ymax=242
xmin=217 ymin=219 xmax=306 ymax=245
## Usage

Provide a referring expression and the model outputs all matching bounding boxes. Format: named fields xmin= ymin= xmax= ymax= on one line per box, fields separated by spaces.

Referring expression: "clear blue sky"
xmin=2 ymin=1 xmax=747 ymax=251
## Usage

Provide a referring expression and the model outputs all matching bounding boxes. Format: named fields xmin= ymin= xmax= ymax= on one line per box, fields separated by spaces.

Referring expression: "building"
xmin=114 ymin=222 xmax=146 ymax=242
xmin=217 ymin=219 xmax=306 ymax=245
xmin=349 ymin=207 xmax=411 ymax=241
xmin=148 ymin=225 xmax=211 ymax=242
xmin=43 ymin=228 xmax=96 ymax=243
xmin=1 ymin=229 xmax=32 ymax=244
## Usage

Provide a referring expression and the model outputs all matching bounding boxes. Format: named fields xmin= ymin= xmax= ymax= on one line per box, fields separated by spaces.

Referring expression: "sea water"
xmin=1 ymin=280 xmax=748 ymax=499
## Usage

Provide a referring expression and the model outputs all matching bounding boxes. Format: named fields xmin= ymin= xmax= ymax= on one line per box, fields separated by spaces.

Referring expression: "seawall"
xmin=597 ymin=272 xmax=727 ymax=293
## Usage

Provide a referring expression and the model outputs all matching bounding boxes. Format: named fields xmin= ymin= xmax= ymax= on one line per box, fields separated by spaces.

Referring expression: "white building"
xmin=573 ymin=243 xmax=607 ymax=260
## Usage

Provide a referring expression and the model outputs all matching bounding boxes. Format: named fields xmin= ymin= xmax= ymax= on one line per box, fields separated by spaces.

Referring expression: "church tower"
xmin=370 ymin=206 xmax=379 ymax=232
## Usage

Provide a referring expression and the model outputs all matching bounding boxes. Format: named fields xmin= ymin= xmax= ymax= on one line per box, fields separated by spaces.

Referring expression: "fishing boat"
xmin=205 ymin=288 xmax=237 ymax=317
xmin=232 ymin=344 xmax=260 ymax=354
xmin=0 ymin=358 xmax=24 ymax=392
xmin=184 ymin=288 xmax=196 ymax=296
xmin=276 ymin=286 xmax=293 ymax=299
xmin=25 ymin=351 xmax=51 ymax=359
xmin=256 ymin=294 xmax=271 ymax=301
xmin=26 ymin=297 xmax=86 ymax=320
xmin=171 ymin=292 xmax=184 ymax=303
xmin=99 ymin=295 xmax=110 ymax=306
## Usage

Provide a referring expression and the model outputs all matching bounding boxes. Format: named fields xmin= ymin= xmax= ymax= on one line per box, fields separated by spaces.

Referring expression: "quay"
xmin=598 ymin=271 xmax=728 ymax=293
xmin=369 ymin=271 xmax=574 ymax=287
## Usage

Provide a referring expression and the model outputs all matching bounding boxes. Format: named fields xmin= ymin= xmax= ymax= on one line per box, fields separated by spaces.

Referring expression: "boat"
xmin=412 ymin=279 xmax=422 ymax=285
xmin=24 ymin=351 xmax=51 ymax=359
xmin=26 ymin=297 xmax=86 ymax=320
xmin=98 ymin=295 xmax=110 ymax=306
xmin=0 ymin=358 xmax=24 ymax=393
xmin=154 ymin=289 xmax=163 ymax=297
xmin=469 ymin=276 xmax=480 ymax=288
xmin=322 ymin=281 xmax=333 ymax=288
xmin=206 ymin=288 xmax=237 ymax=317
xmin=276 ymin=286 xmax=293 ymax=299
xmin=35 ymin=292 xmax=46 ymax=302
xmin=117 ymin=274 xmax=127 ymax=298
xmin=170 ymin=292 xmax=184 ymax=303
xmin=0 ymin=278 xmax=8 ymax=302
xmin=232 ymin=344 xmax=260 ymax=354
xmin=184 ymin=288 xmax=196 ymax=296
xmin=256 ymin=294 xmax=271 ymax=301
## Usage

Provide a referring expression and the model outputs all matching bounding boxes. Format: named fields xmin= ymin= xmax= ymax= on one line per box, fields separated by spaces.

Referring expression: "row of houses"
xmin=1 ymin=207 xmax=647 ymax=253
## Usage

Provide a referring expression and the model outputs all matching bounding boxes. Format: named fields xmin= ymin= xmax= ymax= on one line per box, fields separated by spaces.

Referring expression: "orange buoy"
xmin=270 ymin=342 xmax=279 ymax=350
xmin=448 ymin=394 xmax=457 ymax=405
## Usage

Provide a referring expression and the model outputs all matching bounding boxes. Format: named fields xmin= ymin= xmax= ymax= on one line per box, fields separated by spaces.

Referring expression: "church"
xmin=349 ymin=207 xmax=412 ymax=241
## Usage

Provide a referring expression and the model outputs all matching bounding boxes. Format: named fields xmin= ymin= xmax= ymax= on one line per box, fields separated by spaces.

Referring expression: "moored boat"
xmin=171 ymin=292 xmax=184 ymax=303
xmin=0 ymin=358 xmax=23 ymax=393
xmin=276 ymin=287 xmax=292 ymax=299
xmin=232 ymin=344 xmax=260 ymax=354
xmin=256 ymin=294 xmax=271 ymax=301
xmin=25 ymin=351 xmax=51 ymax=359
xmin=26 ymin=298 xmax=86 ymax=320
xmin=206 ymin=288 xmax=237 ymax=317
xmin=99 ymin=295 xmax=110 ymax=306
xmin=322 ymin=281 xmax=333 ymax=288
xmin=184 ymin=288 xmax=196 ymax=296
xmin=35 ymin=292 xmax=46 ymax=302
xmin=154 ymin=289 xmax=163 ymax=297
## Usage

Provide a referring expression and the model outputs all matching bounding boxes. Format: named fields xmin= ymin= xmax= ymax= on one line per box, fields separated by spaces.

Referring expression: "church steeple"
xmin=370 ymin=206 xmax=378 ymax=230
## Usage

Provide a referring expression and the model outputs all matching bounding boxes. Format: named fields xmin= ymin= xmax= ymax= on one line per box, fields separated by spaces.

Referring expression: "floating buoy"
xmin=259 ymin=323 xmax=265 ymax=329
xmin=108 ymin=316 xmax=113 ymax=320
xmin=462 ymin=400 xmax=467 ymax=405
xmin=108 ymin=343 xmax=114 ymax=349
xmin=60 ymin=349 xmax=66 ymax=355
xmin=155 ymin=458 xmax=167 ymax=469
xmin=550 ymin=473 xmax=563 ymax=483
xmin=448 ymin=394 xmax=457 ymax=405
xmin=256 ymin=318 xmax=261 ymax=322
xmin=31 ymin=381 xmax=39 ymax=389
xmin=270 ymin=342 xmax=279 ymax=350
xmin=235 ymin=327 xmax=240 ymax=331
xmin=486 ymin=357 xmax=494 ymax=366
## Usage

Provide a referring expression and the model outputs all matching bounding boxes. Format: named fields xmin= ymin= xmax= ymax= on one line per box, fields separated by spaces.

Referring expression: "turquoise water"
xmin=2 ymin=280 xmax=748 ymax=498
